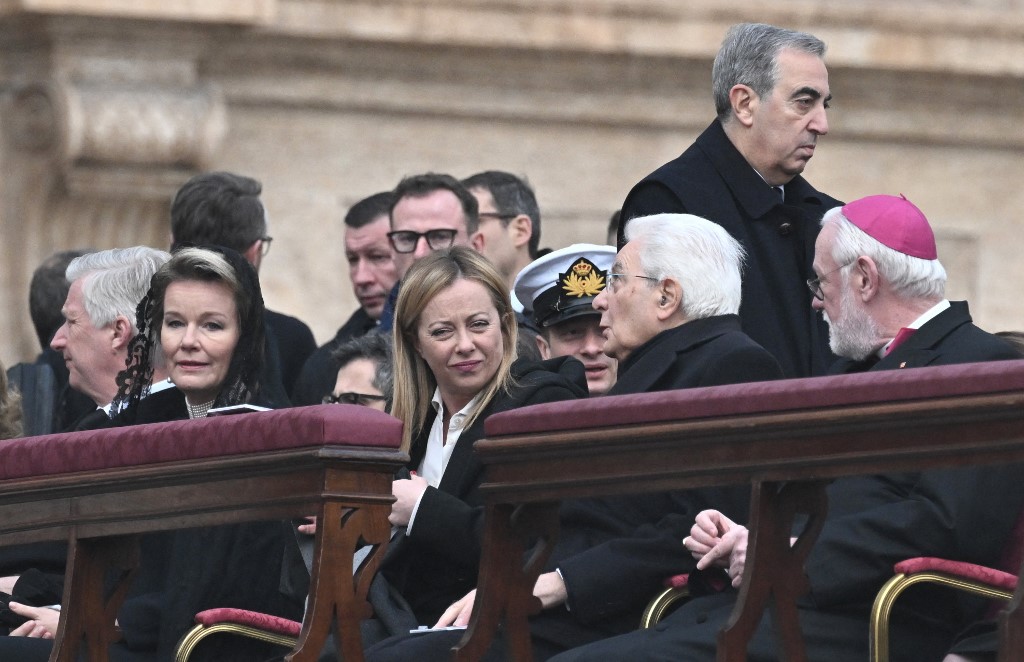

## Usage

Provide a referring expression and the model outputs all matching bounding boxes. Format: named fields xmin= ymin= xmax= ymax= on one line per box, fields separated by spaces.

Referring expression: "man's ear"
xmin=243 ymin=240 xmax=263 ymax=270
xmin=654 ymin=278 xmax=684 ymax=322
xmin=111 ymin=316 xmax=134 ymax=352
xmin=509 ymin=214 xmax=533 ymax=250
xmin=729 ymin=84 xmax=758 ymax=128
xmin=535 ymin=332 xmax=551 ymax=360
xmin=853 ymin=257 xmax=881 ymax=303
xmin=470 ymin=230 xmax=485 ymax=253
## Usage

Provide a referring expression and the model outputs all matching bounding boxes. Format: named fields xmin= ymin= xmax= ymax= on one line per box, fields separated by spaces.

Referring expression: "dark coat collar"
xmin=695 ymin=120 xmax=830 ymax=221
xmin=611 ymin=315 xmax=743 ymax=395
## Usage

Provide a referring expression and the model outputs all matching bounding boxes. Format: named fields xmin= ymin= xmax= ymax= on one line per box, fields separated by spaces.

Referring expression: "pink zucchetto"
xmin=841 ymin=194 xmax=938 ymax=260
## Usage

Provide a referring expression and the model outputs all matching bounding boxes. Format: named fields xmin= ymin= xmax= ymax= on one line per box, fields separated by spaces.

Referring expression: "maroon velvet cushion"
xmin=664 ymin=573 xmax=690 ymax=589
xmin=0 ymin=404 xmax=402 ymax=481
xmin=894 ymin=557 xmax=1019 ymax=591
xmin=194 ymin=607 xmax=302 ymax=637
xmin=485 ymin=360 xmax=1024 ymax=437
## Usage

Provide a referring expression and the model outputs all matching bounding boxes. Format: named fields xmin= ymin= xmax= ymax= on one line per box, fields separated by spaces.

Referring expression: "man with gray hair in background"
xmin=0 ymin=246 xmax=171 ymax=644
xmin=620 ymin=22 xmax=841 ymax=380
xmin=50 ymin=246 xmax=172 ymax=426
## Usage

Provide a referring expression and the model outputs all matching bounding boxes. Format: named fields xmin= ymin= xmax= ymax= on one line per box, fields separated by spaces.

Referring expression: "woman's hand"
xmin=297 ymin=516 xmax=317 ymax=535
xmin=434 ymin=589 xmax=476 ymax=628
xmin=390 ymin=474 xmax=429 ymax=526
xmin=8 ymin=602 xmax=59 ymax=638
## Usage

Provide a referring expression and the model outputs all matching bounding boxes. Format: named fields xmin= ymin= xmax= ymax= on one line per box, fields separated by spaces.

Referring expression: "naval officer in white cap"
xmin=514 ymin=243 xmax=617 ymax=395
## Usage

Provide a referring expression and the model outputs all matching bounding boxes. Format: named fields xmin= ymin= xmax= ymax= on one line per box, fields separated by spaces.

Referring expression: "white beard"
xmin=825 ymin=286 xmax=881 ymax=361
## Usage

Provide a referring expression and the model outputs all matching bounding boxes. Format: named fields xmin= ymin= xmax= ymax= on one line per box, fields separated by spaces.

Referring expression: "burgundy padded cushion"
xmin=665 ymin=573 xmax=690 ymax=589
xmin=194 ymin=608 xmax=302 ymax=637
xmin=894 ymin=557 xmax=1019 ymax=591
xmin=485 ymin=359 xmax=1024 ymax=436
xmin=0 ymin=404 xmax=402 ymax=481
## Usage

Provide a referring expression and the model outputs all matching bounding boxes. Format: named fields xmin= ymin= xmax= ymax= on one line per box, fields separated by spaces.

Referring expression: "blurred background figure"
xmin=0 ymin=360 xmax=22 ymax=440
xmin=321 ymin=332 xmax=394 ymax=412
xmin=6 ymin=249 xmax=95 ymax=435
xmin=292 ymin=192 xmax=398 ymax=406
xmin=170 ymin=171 xmax=316 ymax=404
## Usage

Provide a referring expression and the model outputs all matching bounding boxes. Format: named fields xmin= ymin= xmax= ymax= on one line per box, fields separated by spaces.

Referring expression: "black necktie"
xmin=773 ymin=186 xmax=784 ymax=202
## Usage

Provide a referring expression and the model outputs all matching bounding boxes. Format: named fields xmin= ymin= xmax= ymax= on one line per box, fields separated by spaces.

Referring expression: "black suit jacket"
xmin=264 ymin=309 xmax=316 ymax=401
xmin=382 ymin=356 xmax=588 ymax=624
xmin=621 ymin=120 xmax=840 ymax=379
xmin=537 ymin=316 xmax=782 ymax=643
xmin=291 ymin=308 xmax=378 ymax=406
xmin=105 ymin=387 xmax=305 ymax=659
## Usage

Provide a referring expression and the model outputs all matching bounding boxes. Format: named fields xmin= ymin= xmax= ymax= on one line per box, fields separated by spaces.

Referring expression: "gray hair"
xmin=822 ymin=207 xmax=947 ymax=300
xmin=66 ymin=247 xmax=172 ymax=331
xmin=713 ymin=23 xmax=826 ymax=122
xmin=625 ymin=214 xmax=746 ymax=319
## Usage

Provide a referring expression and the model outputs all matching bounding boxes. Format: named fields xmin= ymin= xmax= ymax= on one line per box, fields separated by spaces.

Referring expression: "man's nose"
xmin=50 ymin=324 xmax=68 ymax=350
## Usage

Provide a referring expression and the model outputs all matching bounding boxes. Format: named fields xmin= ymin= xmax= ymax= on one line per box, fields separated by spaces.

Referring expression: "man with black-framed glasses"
xmin=461 ymin=170 xmax=541 ymax=294
xmin=377 ymin=173 xmax=483 ymax=332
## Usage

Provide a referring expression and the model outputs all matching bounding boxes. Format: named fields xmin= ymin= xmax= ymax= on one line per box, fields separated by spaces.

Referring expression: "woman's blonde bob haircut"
xmin=391 ymin=247 xmax=518 ymax=451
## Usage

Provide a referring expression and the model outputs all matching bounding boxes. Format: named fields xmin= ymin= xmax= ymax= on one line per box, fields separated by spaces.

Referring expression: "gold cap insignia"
xmin=560 ymin=258 xmax=606 ymax=298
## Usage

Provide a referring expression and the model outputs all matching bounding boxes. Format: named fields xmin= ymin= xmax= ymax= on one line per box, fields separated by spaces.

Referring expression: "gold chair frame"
xmin=175 ymin=621 xmax=299 ymax=662
xmin=869 ymin=569 xmax=1015 ymax=662
xmin=640 ymin=583 xmax=691 ymax=629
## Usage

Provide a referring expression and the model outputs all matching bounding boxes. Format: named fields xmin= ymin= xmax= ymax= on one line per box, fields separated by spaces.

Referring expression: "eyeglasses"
xmin=606 ymin=272 xmax=659 ymax=293
xmin=806 ymin=261 xmax=855 ymax=301
xmin=322 ymin=392 xmax=387 ymax=406
xmin=478 ymin=212 xmax=516 ymax=223
xmin=260 ymin=236 xmax=273 ymax=257
xmin=387 ymin=229 xmax=458 ymax=254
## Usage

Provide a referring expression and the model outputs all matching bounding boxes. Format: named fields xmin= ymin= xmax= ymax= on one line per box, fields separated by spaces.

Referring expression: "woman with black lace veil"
xmin=0 ymin=247 xmax=303 ymax=661
xmin=111 ymin=244 xmax=282 ymax=423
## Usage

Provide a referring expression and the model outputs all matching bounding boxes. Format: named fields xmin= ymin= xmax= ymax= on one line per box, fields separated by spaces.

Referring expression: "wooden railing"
xmin=0 ymin=404 xmax=407 ymax=662
xmin=454 ymin=360 xmax=1024 ymax=662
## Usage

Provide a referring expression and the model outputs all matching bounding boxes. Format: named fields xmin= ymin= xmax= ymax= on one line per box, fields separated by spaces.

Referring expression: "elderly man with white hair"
xmin=810 ymin=194 xmax=1014 ymax=372
xmin=595 ymin=213 xmax=783 ymax=391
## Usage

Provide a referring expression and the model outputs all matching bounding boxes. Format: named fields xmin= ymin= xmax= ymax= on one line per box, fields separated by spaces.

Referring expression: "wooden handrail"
xmin=455 ymin=361 xmax=1024 ymax=661
xmin=0 ymin=405 xmax=407 ymax=662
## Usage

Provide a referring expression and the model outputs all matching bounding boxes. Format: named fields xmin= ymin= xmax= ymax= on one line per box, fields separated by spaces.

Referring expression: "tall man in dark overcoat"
xmin=620 ymin=22 xmax=841 ymax=378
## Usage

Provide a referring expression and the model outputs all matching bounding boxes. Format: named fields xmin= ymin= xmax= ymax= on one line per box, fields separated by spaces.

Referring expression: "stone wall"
xmin=2 ymin=0 xmax=1023 ymax=367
